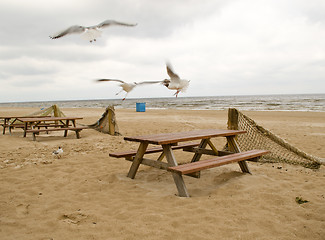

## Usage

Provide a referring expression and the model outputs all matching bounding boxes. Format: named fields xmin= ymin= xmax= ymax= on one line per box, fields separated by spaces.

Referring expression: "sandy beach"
xmin=0 ymin=107 xmax=324 ymax=240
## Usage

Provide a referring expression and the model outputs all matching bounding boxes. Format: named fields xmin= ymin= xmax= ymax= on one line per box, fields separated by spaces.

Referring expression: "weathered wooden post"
xmin=53 ymin=104 xmax=59 ymax=117
xmin=227 ymin=108 xmax=239 ymax=130
xmin=108 ymin=106 xmax=115 ymax=135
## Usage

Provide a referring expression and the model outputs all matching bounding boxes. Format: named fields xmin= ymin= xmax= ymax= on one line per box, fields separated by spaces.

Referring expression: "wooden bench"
xmin=25 ymin=127 xmax=87 ymax=141
xmin=168 ymin=149 xmax=269 ymax=175
xmin=2 ymin=124 xmax=25 ymax=129
xmin=2 ymin=123 xmax=73 ymax=135
xmin=109 ymin=142 xmax=200 ymax=159
xmin=3 ymin=124 xmax=71 ymax=129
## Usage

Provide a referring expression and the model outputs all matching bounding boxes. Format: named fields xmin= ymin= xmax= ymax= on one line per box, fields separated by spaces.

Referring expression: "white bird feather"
xmin=96 ymin=79 xmax=161 ymax=100
xmin=50 ymin=19 xmax=137 ymax=43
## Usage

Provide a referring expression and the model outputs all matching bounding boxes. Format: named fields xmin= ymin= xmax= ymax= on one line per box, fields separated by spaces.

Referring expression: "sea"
xmin=0 ymin=94 xmax=324 ymax=112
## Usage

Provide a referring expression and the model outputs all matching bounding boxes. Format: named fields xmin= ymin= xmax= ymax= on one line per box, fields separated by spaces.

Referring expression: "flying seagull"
xmin=49 ymin=19 xmax=137 ymax=43
xmin=161 ymin=62 xmax=190 ymax=97
xmin=96 ymin=79 xmax=161 ymax=100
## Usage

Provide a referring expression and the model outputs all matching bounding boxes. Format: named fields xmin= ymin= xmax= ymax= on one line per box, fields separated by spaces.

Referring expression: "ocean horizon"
xmin=0 ymin=93 xmax=324 ymax=112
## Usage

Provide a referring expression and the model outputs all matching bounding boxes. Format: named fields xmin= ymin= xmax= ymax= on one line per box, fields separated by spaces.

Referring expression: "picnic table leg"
xmin=32 ymin=133 xmax=37 ymax=141
xmin=75 ymin=130 xmax=81 ymax=139
xmin=188 ymin=139 xmax=210 ymax=178
xmin=9 ymin=119 xmax=14 ymax=135
xmin=127 ymin=142 xmax=149 ymax=179
xmin=163 ymin=144 xmax=190 ymax=197
xmin=226 ymin=136 xmax=251 ymax=174
xmin=206 ymin=139 xmax=219 ymax=155
xmin=23 ymin=122 xmax=28 ymax=137
xmin=191 ymin=139 xmax=209 ymax=163
xmin=64 ymin=120 xmax=69 ymax=137
xmin=3 ymin=118 xmax=7 ymax=135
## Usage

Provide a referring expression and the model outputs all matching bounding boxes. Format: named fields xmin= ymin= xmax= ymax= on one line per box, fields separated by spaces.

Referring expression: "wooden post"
xmin=108 ymin=107 xmax=115 ymax=135
xmin=227 ymin=108 xmax=239 ymax=130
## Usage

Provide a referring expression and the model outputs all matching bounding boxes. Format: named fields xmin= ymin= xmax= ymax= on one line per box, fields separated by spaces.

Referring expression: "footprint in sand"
xmin=16 ymin=204 xmax=30 ymax=217
xmin=59 ymin=210 xmax=97 ymax=225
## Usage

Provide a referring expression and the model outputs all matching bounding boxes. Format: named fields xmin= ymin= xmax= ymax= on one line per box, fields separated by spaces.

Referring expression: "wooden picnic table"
xmin=16 ymin=116 xmax=86 ymax=141
xmin=0 ymin=116 xmax=48 ymax=135
xmin=110 ymin=129 xmax=269 ymax=197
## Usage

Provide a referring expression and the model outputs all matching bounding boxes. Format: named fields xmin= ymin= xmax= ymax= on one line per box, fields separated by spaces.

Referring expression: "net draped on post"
xmin=88 ymin=106 xmax=121 ymax=136
xmin=227 ymin=108 xmax=322 ymax=169
xmin=8 ymin=105 xmax=66 ymax=126
xmin=28 ymin=104 xmax=66 ymax=117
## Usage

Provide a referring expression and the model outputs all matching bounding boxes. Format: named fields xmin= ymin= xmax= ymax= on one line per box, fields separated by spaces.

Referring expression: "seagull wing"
xmin=96 ymin=79 xmax=126 ymax=84
xmin=136 ymin=81 xmax=163 ymax=85
xmin=96 ymin=20 xmax=137 ymax=28
xmin=50 ymin=25 xmax=85 ymax=39
xmin=166 ymin=63 xmax=180 ymax=81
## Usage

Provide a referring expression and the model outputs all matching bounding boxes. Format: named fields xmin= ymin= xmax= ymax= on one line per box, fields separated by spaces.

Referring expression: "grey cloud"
xmin=0 ymin=0 xmax=229 ymax=47
xmin=0 ymin=44 xmax=108 ymax=63
xmin=0 ymin=0 xmax=324 ymax=102
xmin=8 ymin=77 xmax=55 ymax=88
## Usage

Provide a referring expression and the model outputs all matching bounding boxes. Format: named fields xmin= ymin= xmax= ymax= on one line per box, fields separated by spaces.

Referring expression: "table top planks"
xmin=16 ymin=116 xmax=83 ymax=122
xmin=124 ymin=129 xmax=247 ymax=145
xmin=0 ymin=116 xmax=48 ymax=119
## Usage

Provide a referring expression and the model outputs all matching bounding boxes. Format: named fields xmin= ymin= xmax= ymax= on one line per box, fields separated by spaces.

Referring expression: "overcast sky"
xmin=0 ymin=0 xmax=324 ymax=102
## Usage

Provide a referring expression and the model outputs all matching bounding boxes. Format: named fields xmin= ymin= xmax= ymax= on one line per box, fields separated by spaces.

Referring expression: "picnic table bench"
xmin=168 ymin=149 xmax=269 ymax=175
xmin=110 ymin=129 xmax=269 ymax=197
xmin=26 ymin=126 xmax=87 ymax=141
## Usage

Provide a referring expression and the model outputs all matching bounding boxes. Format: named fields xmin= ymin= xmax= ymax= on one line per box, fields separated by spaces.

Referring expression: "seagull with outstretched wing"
xmin=50 ymin=19 xmax=137 ymax=43
xmin=161 ymin=62 xmax=190 ymax=97
xmin=96 ymin=79 xmax=161 ymax=100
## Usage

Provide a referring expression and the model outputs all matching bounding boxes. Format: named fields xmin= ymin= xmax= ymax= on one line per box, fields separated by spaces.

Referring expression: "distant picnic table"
xmin=110 ymin=129 xmax=269 ymax=197
xmin=0 ymin=116 xmax=48 ymax=135
xmin=10 ymin=116 xmax=87 ymax=141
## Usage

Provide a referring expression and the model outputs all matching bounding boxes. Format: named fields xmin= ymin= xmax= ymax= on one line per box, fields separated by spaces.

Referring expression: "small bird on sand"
xmin=49 ymin=19 xmax=137 ymax=43
xmin=52 ymin=146 xmax=63 ymax=159
xmin=96 ymin=79 xmax=161 ymax=100
xmin=161 ymin=62 xmax=190 ymax=97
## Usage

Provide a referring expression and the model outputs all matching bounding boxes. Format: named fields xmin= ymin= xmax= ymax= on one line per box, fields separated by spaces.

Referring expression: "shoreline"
xmin=1 ymin=93 xmax=324 ymax=112
xmin=0 ymin=105 xmax=325 ymax=113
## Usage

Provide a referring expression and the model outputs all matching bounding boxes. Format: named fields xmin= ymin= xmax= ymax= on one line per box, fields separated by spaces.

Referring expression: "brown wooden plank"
xmin=26 ymin=127 xmax=86 ymax=133
xmin=168 ymin=150 xmax=269 ymax=175
xmin=183 ymin=147 xmax=233 ymax=156
xmin=109 ymin=142 xmax=200 ymax=158
xmin=17 ymin=117 xmax=83 ymax=122
xmin=124 ymin=129 xmax=246 ymax=145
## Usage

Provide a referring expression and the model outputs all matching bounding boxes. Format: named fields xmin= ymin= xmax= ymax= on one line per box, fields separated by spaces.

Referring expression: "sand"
xmin=0 ymin=107 xmax=324 ymax=240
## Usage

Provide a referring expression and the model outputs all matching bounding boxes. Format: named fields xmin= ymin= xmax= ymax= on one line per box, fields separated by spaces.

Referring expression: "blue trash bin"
xmin=136 ymin=102 xmax=146 ymax=112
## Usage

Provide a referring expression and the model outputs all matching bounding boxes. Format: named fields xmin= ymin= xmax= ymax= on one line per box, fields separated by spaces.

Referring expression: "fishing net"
xmin=88 ymin=106 xmax=121 ymax=135
xmin=27 ymin=104 xmax=66 ymax=117
xmin=6 ymin=105 xmax=65 ymax=125
xmin=1 ymin=105 xmax=66 ymax=134
xmin=227 ymin=108 xmax=322 ymax=169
